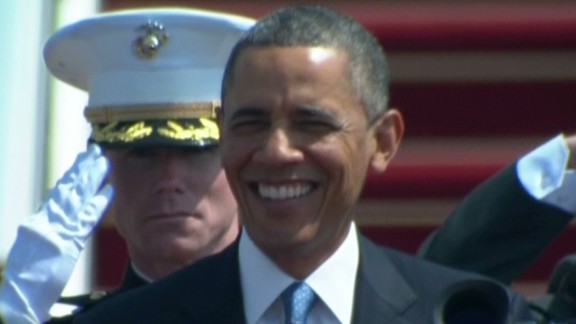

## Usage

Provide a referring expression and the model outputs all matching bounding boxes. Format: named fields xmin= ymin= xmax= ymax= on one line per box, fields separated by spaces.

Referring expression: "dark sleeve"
xmin=418 ymin=164 xmax=573 ymax=284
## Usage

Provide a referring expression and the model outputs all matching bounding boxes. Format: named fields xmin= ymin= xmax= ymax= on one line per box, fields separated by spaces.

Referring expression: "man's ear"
xmin=370 ymin=108 xmax=404 ymax=172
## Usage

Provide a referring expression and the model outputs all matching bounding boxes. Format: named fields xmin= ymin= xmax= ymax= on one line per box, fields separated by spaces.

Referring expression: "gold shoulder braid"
xmin=157 ymin=118 xmax=219 ymax=141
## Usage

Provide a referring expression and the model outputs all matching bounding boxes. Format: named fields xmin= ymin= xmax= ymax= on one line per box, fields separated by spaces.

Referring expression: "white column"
xmin=0 ymin=0 xmax=102 ymax=315
xmin=0 ymin=1 xmax=51 ymax=262
xmin=46 ymin=0 xmax=102 ymax=301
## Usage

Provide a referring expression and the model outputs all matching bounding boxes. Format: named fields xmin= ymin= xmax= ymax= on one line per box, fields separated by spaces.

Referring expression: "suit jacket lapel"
xmin=352 ymin=236 xmax=416 ymax=324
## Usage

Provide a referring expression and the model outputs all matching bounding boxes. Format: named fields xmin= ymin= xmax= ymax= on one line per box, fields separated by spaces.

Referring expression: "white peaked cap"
xmin=44 ymin=7 xmax=255 ymax=121
xmin=42 ymin=8 xmax=255 ymax=147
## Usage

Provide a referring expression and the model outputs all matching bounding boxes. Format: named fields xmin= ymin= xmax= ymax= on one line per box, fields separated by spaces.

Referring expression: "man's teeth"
xmin=258 ymin=183 xmax=312 ymax=200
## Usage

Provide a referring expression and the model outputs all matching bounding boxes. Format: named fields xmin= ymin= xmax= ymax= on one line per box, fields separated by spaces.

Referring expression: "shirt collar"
xmin=239 ymin=223 xmax=360 ymax=324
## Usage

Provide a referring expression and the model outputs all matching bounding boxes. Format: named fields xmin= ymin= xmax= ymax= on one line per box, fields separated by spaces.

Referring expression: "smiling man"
xmin=75 ymin=5 xmax=535 ymax=323
xmin=221 ymin=44 xmax=398 ymax=282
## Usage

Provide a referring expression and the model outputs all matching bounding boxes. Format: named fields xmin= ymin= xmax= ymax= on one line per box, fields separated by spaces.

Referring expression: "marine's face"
xmin=220 ymin=46 xmax=397 ymax=260
xmin=106 ymin=146 xmax=238 ymax=279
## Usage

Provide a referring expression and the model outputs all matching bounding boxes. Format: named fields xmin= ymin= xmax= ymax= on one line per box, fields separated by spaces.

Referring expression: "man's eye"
xmin=230 ymin=119 xmax=269 ymax=131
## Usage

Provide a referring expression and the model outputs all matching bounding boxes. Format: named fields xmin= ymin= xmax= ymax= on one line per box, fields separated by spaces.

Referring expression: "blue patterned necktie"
xmin=281 ymin=282 xmax=317 ymax=324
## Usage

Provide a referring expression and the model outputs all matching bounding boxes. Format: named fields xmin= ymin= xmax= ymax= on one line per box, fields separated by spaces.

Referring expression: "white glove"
xmin=0 ymin=144 xmax=113 ymax=324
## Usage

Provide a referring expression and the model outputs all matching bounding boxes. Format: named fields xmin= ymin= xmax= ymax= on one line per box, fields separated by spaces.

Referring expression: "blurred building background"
xmin=1 ymin=0 xmax=575 ymax=299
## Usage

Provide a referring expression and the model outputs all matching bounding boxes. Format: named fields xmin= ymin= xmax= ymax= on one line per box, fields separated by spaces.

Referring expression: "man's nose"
xmin=155 ymin=154 xmax=186 ymax=193
xmin=252 ymin=128 xmax=304 ymax=165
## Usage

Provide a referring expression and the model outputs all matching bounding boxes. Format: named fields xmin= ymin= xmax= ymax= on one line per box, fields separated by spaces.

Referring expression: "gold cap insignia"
xmin=133 ymin=20 xmax=169 ymax=59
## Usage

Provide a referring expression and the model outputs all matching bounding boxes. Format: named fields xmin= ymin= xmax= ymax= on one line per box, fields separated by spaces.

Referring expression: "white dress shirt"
xmin=239 ymin=224 xmax=360 ymax=324
xmin=517 ymin=134 xmax=576 ymax=214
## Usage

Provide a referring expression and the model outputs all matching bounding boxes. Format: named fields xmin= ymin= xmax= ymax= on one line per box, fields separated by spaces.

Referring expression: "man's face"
xmin=220 ymin=46 xmax=399 ymax=261
xmin=106 ymin=146 xmax=238 ymax=279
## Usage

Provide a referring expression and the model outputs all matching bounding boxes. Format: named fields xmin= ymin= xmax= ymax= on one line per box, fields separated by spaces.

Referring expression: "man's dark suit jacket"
xmin=419 ymin=165 xmax=573 ymax=285
xmin=74 ymin=235 xmax=533 ymax=323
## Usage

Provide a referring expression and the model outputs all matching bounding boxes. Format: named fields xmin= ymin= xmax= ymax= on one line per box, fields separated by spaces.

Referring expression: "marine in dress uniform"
xmin=40 ymin=7 xmax=254 ymax=322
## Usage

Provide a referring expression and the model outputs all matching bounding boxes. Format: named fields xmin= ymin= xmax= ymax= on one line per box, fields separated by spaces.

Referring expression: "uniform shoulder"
xmin=46 ymin=290 xmax=109 ymax=323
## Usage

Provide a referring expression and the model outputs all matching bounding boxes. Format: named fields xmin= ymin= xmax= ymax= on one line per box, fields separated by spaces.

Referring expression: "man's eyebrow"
xmin=229 ymin=107 xmax=268 ymax=120
xmin=294 ymin=106 xmax=338 ymax=121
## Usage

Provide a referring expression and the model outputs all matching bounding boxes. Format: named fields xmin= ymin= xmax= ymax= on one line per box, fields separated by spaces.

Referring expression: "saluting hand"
xmin=0 ymin=144 xmax=113 ymax=324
